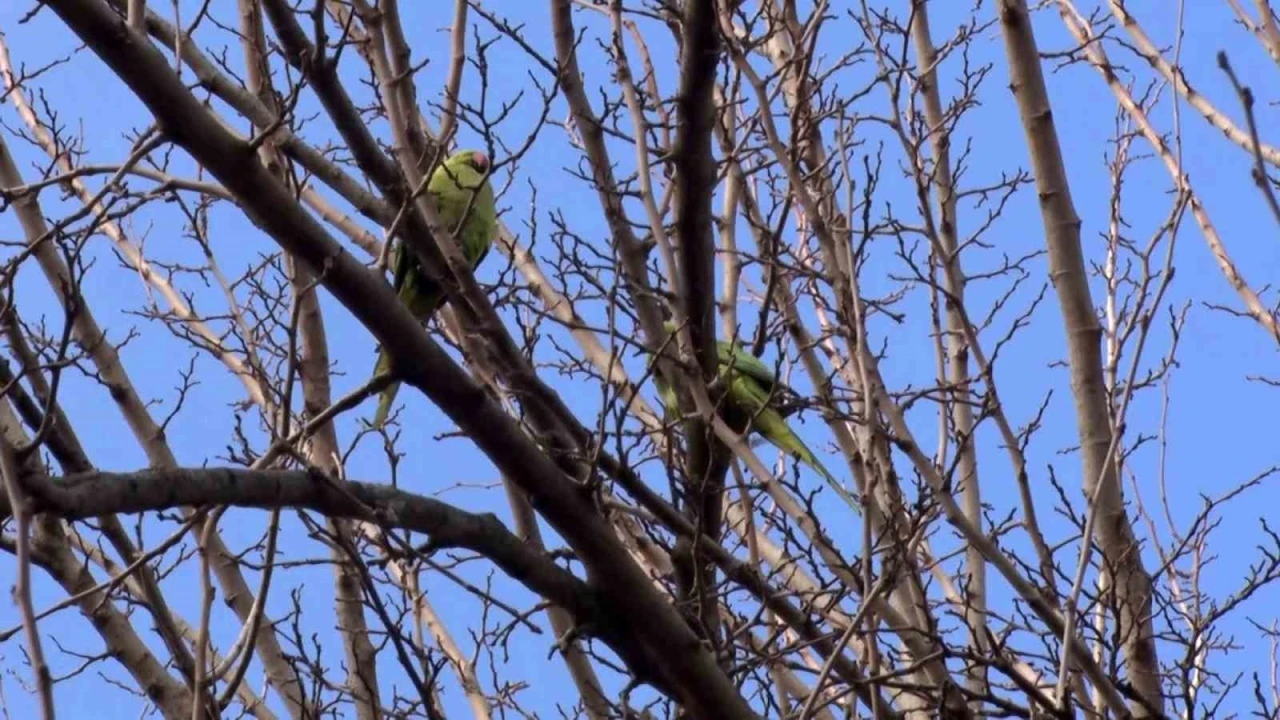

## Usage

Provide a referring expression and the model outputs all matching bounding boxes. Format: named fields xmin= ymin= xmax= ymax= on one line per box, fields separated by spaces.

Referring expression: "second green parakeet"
xmin=656 ymin=324 xmax=857 ymax=509
xmin=371 ymin=149 xmax=497 ymax=427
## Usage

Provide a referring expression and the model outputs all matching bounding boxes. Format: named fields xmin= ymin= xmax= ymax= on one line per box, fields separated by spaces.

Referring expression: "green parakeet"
xmin=656 ymin=324 xmax=857 ymax=509
xmin=371 ymin=149 xmax=497 ymax=427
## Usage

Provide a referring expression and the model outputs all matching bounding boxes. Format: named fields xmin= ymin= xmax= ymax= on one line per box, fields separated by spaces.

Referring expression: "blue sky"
xmin=2 ymin=1 xmax=1279 ymax=717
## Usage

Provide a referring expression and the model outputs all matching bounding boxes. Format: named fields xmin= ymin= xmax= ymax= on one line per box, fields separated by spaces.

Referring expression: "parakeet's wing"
xmin=729 ymin=373 xmax=860 ymax=511
xmin=472 ymin=243 xmax=491 ymax=270
xmin=654 ymin=375 xmax=679 ymax=416
xmin=717 ymin=340 xmax=804 ymax=414
xmin=718 ymin=341 xmax=777 ymax=387
xmin=391 ymin=241 xmax=445 ymax=319
xmin=650 ymin=330 xmax=858 ymax=513
xmin=729 ymin=375 xmax=815 ymax=464
xmin=729 ymin=373 xmax=860 ymax=512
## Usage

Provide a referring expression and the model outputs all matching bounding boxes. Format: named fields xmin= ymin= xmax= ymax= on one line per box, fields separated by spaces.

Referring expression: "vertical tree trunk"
xmin=996 ymin=1 xmax=1162 ymax=714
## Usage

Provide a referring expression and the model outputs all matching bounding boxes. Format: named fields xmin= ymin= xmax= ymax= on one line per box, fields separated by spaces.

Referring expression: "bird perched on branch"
xmin=370 ymin=149 xmax=496 ymax=427
xmin=654 ymin=323 xmax=835 ymax=481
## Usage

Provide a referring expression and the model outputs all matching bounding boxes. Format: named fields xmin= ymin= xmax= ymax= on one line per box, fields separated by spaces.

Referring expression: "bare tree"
xmin=1 ymin=0 xmax=1279 ymax=718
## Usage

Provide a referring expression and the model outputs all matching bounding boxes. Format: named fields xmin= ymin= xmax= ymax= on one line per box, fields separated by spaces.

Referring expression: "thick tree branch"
xmin=9 ymin=468 xmax=589 ymax=608
xmin=670 ymin=0 xmax=727 ymax=658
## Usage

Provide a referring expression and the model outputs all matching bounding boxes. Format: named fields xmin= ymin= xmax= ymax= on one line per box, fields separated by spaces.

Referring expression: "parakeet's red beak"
xmin=472 ymin=151 xmax=490 ymax=173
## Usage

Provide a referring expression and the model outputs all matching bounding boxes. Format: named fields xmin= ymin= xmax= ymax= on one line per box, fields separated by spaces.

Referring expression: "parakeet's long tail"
xmin=371 ymin=348 xmax=399 ymax=428
xmin=800 ymin=453 xmax=862 ymax=514
xmin=373 ymin=381 xmax=401 ymax=428
xmin=758 ymin=420 xmax=862 ymax=515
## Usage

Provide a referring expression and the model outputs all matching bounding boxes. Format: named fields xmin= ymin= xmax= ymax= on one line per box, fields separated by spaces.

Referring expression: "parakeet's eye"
xmin=471 ymin=151 xmax=490 ymax=173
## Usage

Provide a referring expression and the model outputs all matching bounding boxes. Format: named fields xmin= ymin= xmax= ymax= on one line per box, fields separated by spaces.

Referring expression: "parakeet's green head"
xmin=444 ymin=149 xmax=490 ymax=176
